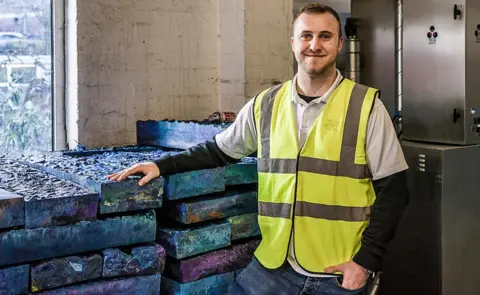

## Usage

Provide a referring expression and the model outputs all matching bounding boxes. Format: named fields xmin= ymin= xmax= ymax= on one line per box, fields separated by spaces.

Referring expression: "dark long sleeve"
xmin=352 ymin=170 xmax=409 ymax=272
xmin=153 ymin=139 xmax=240 ymax=175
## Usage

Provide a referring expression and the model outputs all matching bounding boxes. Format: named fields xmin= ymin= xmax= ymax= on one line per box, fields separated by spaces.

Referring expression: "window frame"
xmin=53 ymin=0 xmax=66 ymax=150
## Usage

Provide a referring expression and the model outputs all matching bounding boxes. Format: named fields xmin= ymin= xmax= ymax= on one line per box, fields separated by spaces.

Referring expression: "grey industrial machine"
xmin=401 ymin=0 xmax=480 ymax=145
xmin=351 ymin=0 xmax=480 ymax=294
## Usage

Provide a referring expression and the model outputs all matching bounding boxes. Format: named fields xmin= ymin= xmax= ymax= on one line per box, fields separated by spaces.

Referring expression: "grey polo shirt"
xmin=215 ymin=70 xmax=408 ymax=277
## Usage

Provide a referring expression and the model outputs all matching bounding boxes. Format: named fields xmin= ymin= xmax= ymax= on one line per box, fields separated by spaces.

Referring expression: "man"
xmin=108 ymin=3 xmax=409 ymax=295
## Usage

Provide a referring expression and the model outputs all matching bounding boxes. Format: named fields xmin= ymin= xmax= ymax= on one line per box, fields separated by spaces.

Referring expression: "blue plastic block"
xmin=164 ymin=189 xmax=257 ymax=224
xmin=0 ymin=210 xmax=156 ymax=267
xmin=31 ymin=254 xmax=103 ymax=292
xmin=102 ymin=243 xmax=166 ymax=278
xmin=157 ymin=221 xmax=231 ymax=259
xmin=164 ymin=168 xmax=225 ymax=200
xmin=0 ymin=264 xmax=29 ymax=295
xmin=19 ymin=153 xmax=164 ymax=215
xmin=136 ymin=120 xmax=229 ymax=150
xmin=34 ymin=274 xmax=161 ymax=295
xmin=161 ymin=272 xmax=234 ymax=295
xmin=0 ymin=189 xmax=24 ymax=229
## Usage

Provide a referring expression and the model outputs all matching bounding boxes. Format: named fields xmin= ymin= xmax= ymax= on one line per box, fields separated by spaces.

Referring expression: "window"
xmin=0 ymin=0 xmax=57 ymax=153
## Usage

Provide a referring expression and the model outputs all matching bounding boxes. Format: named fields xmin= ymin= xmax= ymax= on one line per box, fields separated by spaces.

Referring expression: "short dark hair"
xmin=293 ymin=3 xmax=342 ymax=37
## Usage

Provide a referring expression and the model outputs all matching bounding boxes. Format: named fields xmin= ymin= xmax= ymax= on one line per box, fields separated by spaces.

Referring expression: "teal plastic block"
xmin=161 ymin=272 xmax=234 ymax=295
xmin=157 ymin=221 xmax=231 ymax=259
xmin=34 ymin=274 xmax=161 ymax=295
xmin=164 ymin=168 xmax=225 ymax=200
xmin=0 ymin=210 xmax=156 ymax=267
xmin=227 ymin=213 xmax=261 ymax=241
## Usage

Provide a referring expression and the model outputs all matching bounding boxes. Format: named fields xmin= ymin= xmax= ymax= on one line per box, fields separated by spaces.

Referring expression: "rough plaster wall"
xmin=76 ymin=0 xmax=219 ymax=147
xmin=244 ymin=0 xmax=294 ymax=100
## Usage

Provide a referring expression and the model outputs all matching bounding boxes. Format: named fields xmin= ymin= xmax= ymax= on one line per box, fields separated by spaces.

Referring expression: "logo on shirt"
xmin=323 ymin=119 xmax=341 ymax=132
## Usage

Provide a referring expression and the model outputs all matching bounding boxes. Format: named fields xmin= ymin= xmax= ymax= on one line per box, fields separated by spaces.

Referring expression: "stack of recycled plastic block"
xmin=0 ymin=119 xmax=259 ymax=294
xmin=137 ymin=120 xmax=261 ymax=294
xmin=0 ymin=153 xmax=165 ymax=295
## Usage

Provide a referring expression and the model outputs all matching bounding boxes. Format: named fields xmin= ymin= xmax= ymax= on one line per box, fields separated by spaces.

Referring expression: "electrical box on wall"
xmin=402 ymin=0 xmax=480 ymax=145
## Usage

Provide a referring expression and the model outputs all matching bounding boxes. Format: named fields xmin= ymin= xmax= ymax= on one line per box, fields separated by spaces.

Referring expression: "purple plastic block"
xmin=161 ymin=272 xmax=234 ymax=295
xmin=163 ymin=189 xmax=257 ymax=224
xmin=0 ymin=189 xmax=24 ymax=229
xmin=165 ymin=239 xmax=260 ymax=283
xmin=31 ymin=254 xmax=103 ymax=292
xmin=34 ymin=274 xmax=161 ymax=295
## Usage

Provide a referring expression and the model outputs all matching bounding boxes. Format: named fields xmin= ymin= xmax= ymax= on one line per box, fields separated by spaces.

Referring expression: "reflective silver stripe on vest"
xmin=298 ymin=155 xmax=369 ymax=179
xmin=260 ymin=84 xmax=284 ymax=159
xmin=258 ymin=201 xmax=292 ymax=219
xmin=257 ymin=158 xmax=297 ymax=174
xmin=295 ymin=201 xmax=371 ymax=222
xmin=257 ymin=81 xmax=373 ymax=179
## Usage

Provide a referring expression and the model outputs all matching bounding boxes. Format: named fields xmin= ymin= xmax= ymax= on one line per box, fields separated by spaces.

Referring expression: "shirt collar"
xmin=291 ymin=69 xmax=343 ymax=105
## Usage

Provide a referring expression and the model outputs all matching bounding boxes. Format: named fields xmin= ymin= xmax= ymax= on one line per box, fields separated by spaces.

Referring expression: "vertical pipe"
xmin=395 ymin=0 xmax=403 ymax=114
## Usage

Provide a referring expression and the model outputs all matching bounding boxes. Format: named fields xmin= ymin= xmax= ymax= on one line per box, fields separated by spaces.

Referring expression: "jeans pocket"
xmin=332 ymin=277 xmax=368 ymax=293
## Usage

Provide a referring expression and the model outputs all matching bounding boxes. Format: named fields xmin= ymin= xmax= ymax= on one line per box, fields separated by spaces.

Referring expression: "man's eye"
xmin=320 ymin=34 xmax=332 ymax=40
xmin=301 ymin=34 xmax=312 ymax=39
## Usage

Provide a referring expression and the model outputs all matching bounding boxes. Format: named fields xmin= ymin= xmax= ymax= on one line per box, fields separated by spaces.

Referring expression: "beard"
xmin=298 ymin=55 xmax=336 ymax=76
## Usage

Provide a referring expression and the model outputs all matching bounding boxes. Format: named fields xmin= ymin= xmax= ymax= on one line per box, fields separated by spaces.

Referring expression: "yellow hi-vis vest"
xmin=252 ymin=78 xmax=378 ymax=273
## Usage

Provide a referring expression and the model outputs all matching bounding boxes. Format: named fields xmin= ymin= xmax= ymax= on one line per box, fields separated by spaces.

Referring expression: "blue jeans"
xmin=230 ymin=258 xmax=370 ymax=295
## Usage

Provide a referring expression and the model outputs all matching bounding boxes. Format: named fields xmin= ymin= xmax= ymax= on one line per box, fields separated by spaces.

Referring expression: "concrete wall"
xmin=67 ymin=0 xmax=294 ymax=148
xmin=244 ymin=0 xmax=294 ymax=99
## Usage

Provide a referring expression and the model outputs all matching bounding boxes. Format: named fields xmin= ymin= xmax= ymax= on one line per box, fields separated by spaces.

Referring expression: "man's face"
xmin=292 ymin=12 xmax=343 ymax=76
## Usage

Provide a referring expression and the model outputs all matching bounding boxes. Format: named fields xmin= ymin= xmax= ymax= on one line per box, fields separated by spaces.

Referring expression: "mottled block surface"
xmin=225 ymin=159 xmax=258 ymax=186
xmin=18 ymin=151 xmax=165 ymax=214
xmin=99 ymin=178 xmax=163 ymax=214
xmin=165 ymin=168 xmax=225 ymax=200
xmin=0 ymin=264 xmax=29 ymax=295
xmin=137 ymin=120 xmax=229 ymax=150
xmin=0 ymin=189 xmax=24 ymax=229
xmin=166 ymin=239 xmax=260 ymax=283
xmin=161 ymin=272 xmax=234 ymax=295
xmin=31 ymin=254 xmax=103 ymax=292
xmin=228 ymin=213 xmax=261 ymax=241
xmin=35 ymin=274 xmax=161 ymax=295
xmin=102 ymin=243 xmax=166 ymax=278
xmin=157 ymin=221 xmax=231 ymax=259
xmin=0 ymin=159 xmax=96 ymax=228
xmin=25 ymin=193 xmax=98 ymax=229
xmin=164 ymin=189 xmax=257 ymax=224
xmin=0 ymin=210 xmax=156 ymax=267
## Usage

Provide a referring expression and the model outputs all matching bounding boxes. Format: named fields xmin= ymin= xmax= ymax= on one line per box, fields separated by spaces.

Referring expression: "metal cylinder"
xmin=344 ymin=38 xmax=361 ymax=83
xmin=395 ymin=0 xmax=403 ymax=113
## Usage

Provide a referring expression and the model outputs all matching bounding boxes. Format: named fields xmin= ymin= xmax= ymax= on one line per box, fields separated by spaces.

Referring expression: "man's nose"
xmin=309 ymin=37 xmax=323 ymax=52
